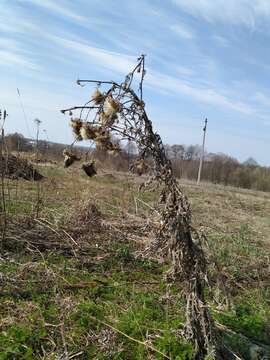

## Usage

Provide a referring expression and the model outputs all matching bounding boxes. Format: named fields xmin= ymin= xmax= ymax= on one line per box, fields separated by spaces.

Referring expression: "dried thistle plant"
xmin=61 ymin=55 xmax=226 ymax=359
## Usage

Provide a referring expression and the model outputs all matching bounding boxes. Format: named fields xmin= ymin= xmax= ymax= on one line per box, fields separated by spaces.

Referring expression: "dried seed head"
xmin=99 ymin=111 xmax=117 ymax=127
xmin=69 ymin=118 xmax=82 ymax=131
xmin=63 ymin=148 xmax=70 ymax=157
xmin=91 ymin=89 xmax=105 ymax=104
xmin=63 ymin=149 xmax=80 ymax=168
xmin=69 ymin=118 xmax=83 ymax=140
xmin=80 ymin=123 xmax=97 ymax=140
xmin=82 ymin=161 xmax=97 ymax=177
xmin=99 ymin=111 xmax=109 ymax=125
xmin=104 ymin=96 xmax=121 ymax=117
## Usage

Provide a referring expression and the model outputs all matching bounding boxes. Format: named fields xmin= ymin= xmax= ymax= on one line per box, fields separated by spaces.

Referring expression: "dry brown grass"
xmin=1 ymin=164 xmax=270 ymax=358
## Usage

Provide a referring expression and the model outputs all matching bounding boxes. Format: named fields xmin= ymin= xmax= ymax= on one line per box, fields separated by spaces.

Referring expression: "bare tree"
xmin=61 ymin=56 xmax=225 ymax=359
xmin=171 ymin=144 xmax=185 ymax=160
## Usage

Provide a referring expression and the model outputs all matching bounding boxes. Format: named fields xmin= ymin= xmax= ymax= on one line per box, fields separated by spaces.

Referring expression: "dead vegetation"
xmin=0 ymin=154 xmax=44 ymax=181
xmin=0 ymin=165 xmax=270 ymax=359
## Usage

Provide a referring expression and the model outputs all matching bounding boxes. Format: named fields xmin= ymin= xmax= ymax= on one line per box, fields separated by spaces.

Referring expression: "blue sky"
xmin=1 ymin=0 xmax=270 ymax=165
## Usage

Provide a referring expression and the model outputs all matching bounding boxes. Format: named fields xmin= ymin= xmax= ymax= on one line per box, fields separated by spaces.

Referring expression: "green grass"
xmin=1 ymin=165 xmax=270 ymax=358
xmin=0 ymin=247 xmax=192 ymax=359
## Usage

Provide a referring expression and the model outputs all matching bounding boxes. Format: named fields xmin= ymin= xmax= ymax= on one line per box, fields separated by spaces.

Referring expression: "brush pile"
xmin=0 ymin=154 xmax=44 ymax=181
xmin=3 ymin=202 xmax=122 ymax=256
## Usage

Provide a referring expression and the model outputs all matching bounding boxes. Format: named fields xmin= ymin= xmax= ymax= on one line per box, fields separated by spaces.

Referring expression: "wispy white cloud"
xmin=0 ymin=20 xmax=39 ymax=34
xmin=172 ymin=0 xmax=270 ymax=27
xmin=147 ymin=71 xmax=254 ymax=115
xmin=0 ymin=33 xmax=41 ymax=71
xmin=253 ymin=92 xmax=270 ymax=108
xmin=43 ymin=33 xmax=256 ymax=115
xmin=0 ymin=50 xmax=41 ymax=70
xmin=0 ymin=4 xmax=40 ymax=34
xmin=0 ymin=38 xmax=20 ymax=51
xmin=212 ymin=35 xmax=229 ymax=47
xmin=174 ymin=64 xmax=194 ymax=76
xmin=50 ymin=34 xmax=254 ymax=114
xmin=170 ymin=23 xmax=195 ymax=39
xmin=21 ymin=0 xmax=117 ymax=32
xmin=22 ymin=0 xmax=88 ymax=24
xmin=48 ymin=35 xmax=136 ymax=74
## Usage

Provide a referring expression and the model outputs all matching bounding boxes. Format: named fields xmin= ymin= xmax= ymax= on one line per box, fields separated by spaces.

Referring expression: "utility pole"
xmin=0 ymin=109 xmax=8 ymax=247
xmin=197 ymin=118 xmax=207 ymax=185
xmin=34 ymin=118 xmax=41 ymax=159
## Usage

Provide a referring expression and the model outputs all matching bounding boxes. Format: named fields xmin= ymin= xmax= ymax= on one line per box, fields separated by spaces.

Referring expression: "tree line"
xmin=165 ymin=144 xmax=270 ymax=192
xmin=2 ymin=133 xmax=270 ymax=192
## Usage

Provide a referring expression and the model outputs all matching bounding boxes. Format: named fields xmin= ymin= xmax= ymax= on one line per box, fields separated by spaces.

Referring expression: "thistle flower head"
xmin=99 ymin=111 xmax=117 ymax=127
xmin=91 ymin=88 xmax=105 ymax=104
xmin=104 ymin=96 xmax=121 ymax=117
xmin=80 ymin=123 xmax=97 ymax=140
xmin=69 ymin=118 xmax=82 ymax=130
xmin=69 ymin=118 xmax=83 ymax=141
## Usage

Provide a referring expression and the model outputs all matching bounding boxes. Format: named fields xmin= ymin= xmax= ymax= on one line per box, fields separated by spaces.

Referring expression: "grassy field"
xmin=0 ymin=163 xmax=270 ymax=359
